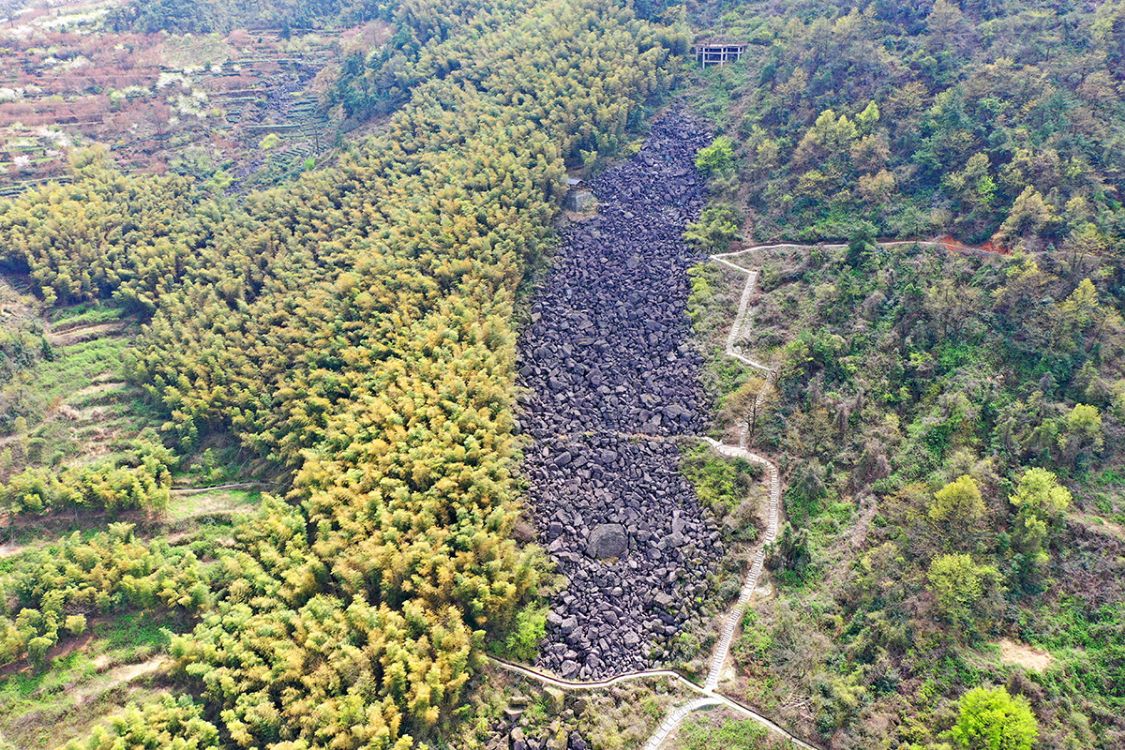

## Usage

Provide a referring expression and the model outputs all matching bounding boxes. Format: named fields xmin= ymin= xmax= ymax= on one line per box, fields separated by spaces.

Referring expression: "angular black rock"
xmin=517 ymin=110 xmax=722 ymax=678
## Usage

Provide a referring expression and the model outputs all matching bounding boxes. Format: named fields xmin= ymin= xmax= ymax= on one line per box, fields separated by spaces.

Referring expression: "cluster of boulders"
xmin=519 ymin=116 xmax=711 ymax=439
xmin=525 ymin=434 xmax=723 ymax=677
xmin=486 ymin=691 xmax=593 ymax=750
xmin=517 ymin=111 xmax=721 ymax=678
xmin=502 ymin=728 xmax=590 ymax=750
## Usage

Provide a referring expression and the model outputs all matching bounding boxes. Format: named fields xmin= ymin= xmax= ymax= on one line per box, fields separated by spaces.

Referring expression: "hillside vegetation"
xmin=690 ymin=240 xmax=1123 ymax=749
xmin=0 ymin=0 xmax=362 ymax=193
xmin=108 ymin=0 xmax=378 ymax=33
xmin=685 ymin=0 xmax=1124 ymax=247
xmin=0 ymin=0 xmax=1121 ymax=748
xmin=1 ymin=0 xmax=682 ymax=747
xmin=680 ymin=2 xmax=1124 ymax=747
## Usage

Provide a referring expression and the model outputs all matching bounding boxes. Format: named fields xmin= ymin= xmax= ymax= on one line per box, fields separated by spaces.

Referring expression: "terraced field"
xmin=1 ymin=299 xmax=146 ymax=476
xmin=0 ymin=269 xmax=269 ymax=747
xmin=0 ymin=0 xmax=390 ymax=194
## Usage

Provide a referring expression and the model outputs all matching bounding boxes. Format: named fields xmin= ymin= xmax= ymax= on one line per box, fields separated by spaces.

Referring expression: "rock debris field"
xmin=517 ymin=111 xmax=721 ymax=679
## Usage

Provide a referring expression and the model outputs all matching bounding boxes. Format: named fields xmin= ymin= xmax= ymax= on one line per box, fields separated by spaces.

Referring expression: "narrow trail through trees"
xmin=500 ymin=238 xmax=978 ymax=747
xmin=492 ymin=241 xmax=817 ymax=749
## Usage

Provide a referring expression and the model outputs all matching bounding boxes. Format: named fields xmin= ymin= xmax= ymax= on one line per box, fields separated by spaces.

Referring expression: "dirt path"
xmin=73 ymin=656 xmax=169 ymax=705
xmin=45 ymin=320 xmax=129 ymax=346
xmin=699 ymin=437 xmax=780 ymax=691
xmin=165 ymin=484 xmax=264 ymax=528
xmin=170 ymin=481 xmax=265 ymax=496
xmin=0 ymin=541 xmax=33 ymax=558
xmin=489 ymin=241 xmax=814 ymax=749
xmin=996 ymin=639 xmax=1053 ymax=672
xmin=489 ymin=657 xmax=815 ymax=750
xmin=635 ymin=246 xmax=791 ymax=746
xmin=638 ymin=238 xmax=990 ymax=747
xmin=0 ymin=629 xmax=97 ymax=679
xmin=70 ymin=381 xmax=129 ymax=400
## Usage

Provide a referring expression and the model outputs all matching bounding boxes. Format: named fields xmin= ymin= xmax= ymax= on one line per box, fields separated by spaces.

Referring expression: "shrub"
xmin=695 ymin=135 xmax=736 ymax=176
xmin=61 ymin=693 xmax=221 ymax=749
xmin=1009 ymin=468 xmax=1072 ymax=589
xmin=497 ymin=604 xmax=548 ymax=663
xmin=685 ymin=203 xmax=742 ymax=251
xmin=927 ymin=553 xmax=1002 ymax=632
xmin=949 ymin=686 xmax=1038 ymax=750
xmin=929 ymin=474 xmax=986 ymax=527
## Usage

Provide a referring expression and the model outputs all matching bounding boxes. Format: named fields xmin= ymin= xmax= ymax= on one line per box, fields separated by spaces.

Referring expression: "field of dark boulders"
xmin=517 ymin=111 xmax=722 ymax=679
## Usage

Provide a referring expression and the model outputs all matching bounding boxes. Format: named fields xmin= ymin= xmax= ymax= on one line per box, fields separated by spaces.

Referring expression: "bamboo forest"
xmin=0 ymin=1 xmax=1120 ymax=749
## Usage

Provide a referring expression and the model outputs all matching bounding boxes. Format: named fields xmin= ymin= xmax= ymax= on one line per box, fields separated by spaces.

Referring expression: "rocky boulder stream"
xmin=517 ymin=110 xmax=722 ymax=679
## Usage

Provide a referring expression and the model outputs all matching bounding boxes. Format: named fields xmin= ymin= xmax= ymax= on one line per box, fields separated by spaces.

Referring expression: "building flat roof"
xmin=692 ymin=40 xmax=748 ymax=47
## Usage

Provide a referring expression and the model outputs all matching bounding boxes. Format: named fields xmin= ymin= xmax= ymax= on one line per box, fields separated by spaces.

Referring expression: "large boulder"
xmin=586 ymin=523 xmax=628 ymax=560
xmin=565 ymin=189 xmax=597 ymax=213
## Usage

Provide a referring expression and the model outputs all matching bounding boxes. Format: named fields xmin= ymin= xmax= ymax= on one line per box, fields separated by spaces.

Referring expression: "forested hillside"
xmin=0 ymin=0 xmax=1122 ymax=749
xmin=2 ymin=0 xmax=681 ymax=746
xmin=688 ymin=240 xmax=1123 ymax=748
xmin=686 ymin=0 xmax=1124 ymax=247
xmin=679 ymin=1 xmax=1124 ymax=748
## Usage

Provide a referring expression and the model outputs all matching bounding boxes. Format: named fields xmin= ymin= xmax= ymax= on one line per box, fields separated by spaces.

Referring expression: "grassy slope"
xmin=0 ymin=612 xmax=182 ymax=749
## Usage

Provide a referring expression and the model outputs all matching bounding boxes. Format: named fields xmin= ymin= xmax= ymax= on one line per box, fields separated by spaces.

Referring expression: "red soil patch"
xmin=937 ymin=234 xmax=1008 ymax=256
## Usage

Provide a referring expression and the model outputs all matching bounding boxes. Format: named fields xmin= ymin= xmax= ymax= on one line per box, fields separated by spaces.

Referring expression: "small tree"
xmin=684 ymin=203 xmax=742 ymax=251
xmin=1010 ymin=468 xmax=1072 ymax=520
xmin=1057 ymin=403 xmax=1103 ymax=469
xmin=498 ymin=604 xmax=547 ymax=662
xmin=927 ymin=553 xmax=1001 ymax=631
xmin=846 ymin=222 xmax=878 ymax=267
xmin=929 ymin=474 xmax=986 ymax=526
xmin=723 ymin=375 xmax=775 ymax=440
xmin=787 ymin=459 xmax=827 ymax=521
xmin=994 ymin=186 xmax=1057 ymax=249
xmin=26 ymin=634 xmax=55 ymax=669
xmin=950 ymin=686 xmax=1038 ymax=750
xmin=767 ymin=523 xmax=811 ymax=583
xmin=63 ymin=614 xmax=87 ymax=636
xmin=259 ymin=133 xmax=281 ymax=151
xmin=695 ymin=136 xmax=736 ymax=176
xmin=1009 ymin=468 xmax=1071 ymax=589
xmin=856 ymin=100 xmax=881 ymax=132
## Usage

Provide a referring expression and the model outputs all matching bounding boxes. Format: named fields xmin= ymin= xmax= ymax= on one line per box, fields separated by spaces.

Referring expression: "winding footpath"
xmin=491 ymin=243 xmax=823 ymax=750
xmin=639 ymin=244 xmax=791 ymax=748
xmin=495 ymin=238 xmax=991 ymax=747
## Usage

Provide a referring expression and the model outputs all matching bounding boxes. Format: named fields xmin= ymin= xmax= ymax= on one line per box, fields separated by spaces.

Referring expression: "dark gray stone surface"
xmin=517 ymin=111 xmax=722 ymax=679
xmin=586 ymin=523 xmax=628 ymax=559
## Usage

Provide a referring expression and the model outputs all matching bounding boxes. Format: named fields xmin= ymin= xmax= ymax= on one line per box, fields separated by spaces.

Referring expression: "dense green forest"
xmin=2 ymin=0 xmax=678 ymax=746
xmin=686 ymin=0 xmax=1124 ymax=247
xmin=0 ymin=0 xmax=1122 ymax=748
